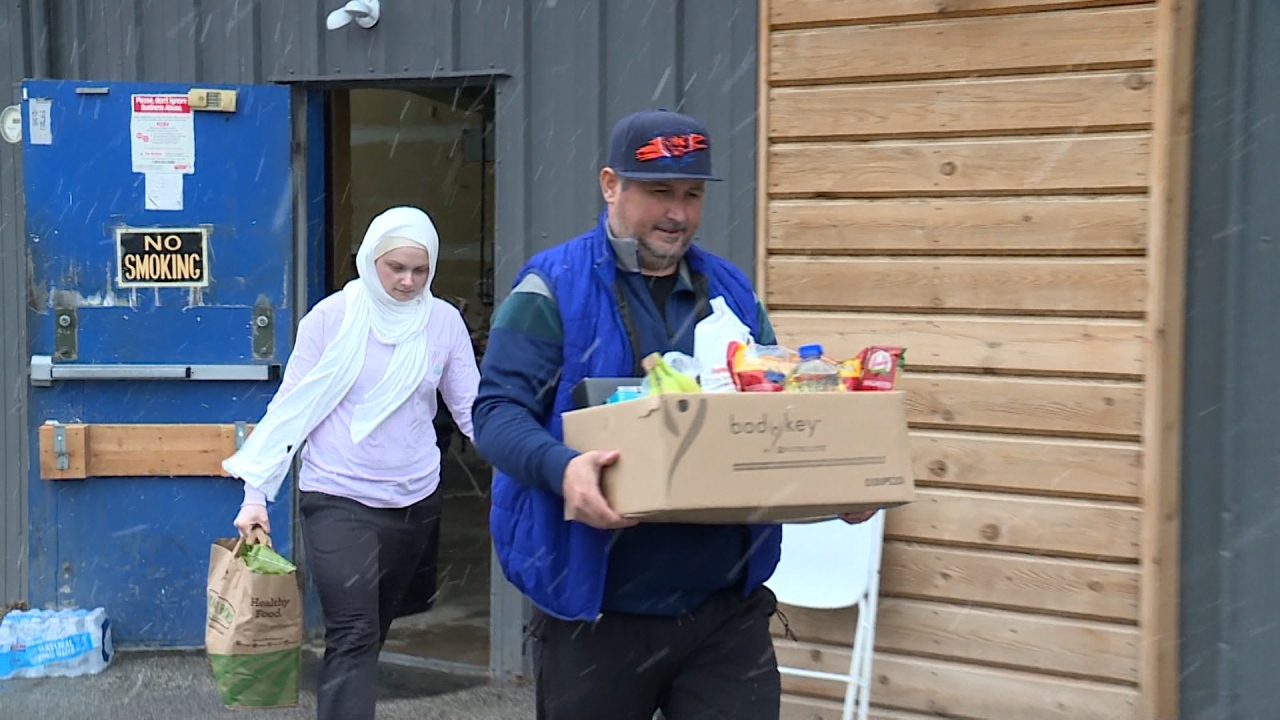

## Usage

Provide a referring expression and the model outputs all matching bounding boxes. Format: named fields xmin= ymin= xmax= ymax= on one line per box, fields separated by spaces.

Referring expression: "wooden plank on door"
xmin=768 ymin=134 xmax=1150 ymax=197
xmin=770 ymin=6 xmax=1156 ymax=84
xmin=88 ymin=424 xmax=246 ymax=477
xmin=38 ymin=423 xmax=256 ymax=479
xmin=770 ymin=71 xmax=1153 ymax=140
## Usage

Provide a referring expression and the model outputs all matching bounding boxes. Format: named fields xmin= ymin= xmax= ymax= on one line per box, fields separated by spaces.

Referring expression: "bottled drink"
xmin=786 ymin=344 xmax=843 ymax=392
xmin=0 ymin=607 xmax=114 ymax=679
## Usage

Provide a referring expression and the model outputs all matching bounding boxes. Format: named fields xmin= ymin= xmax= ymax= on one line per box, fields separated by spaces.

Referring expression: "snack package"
xmin=839 ymin=356 xmax=863 ymax=392
xmin=727 ymin=341 xmax=797 ymax=393
xmin=853 ymin=346 xmax=906 ymax=391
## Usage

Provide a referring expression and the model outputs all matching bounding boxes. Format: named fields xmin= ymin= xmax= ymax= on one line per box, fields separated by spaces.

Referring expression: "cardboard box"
xmin=561 ymin=390 xmax=914 ymax=524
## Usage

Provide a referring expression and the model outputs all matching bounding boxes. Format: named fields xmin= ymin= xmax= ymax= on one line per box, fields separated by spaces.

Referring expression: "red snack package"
xmin=855 ymin=346 xmax=905 ymax=391
xmin=727 ymin=341 xmax=746 ymax=391
xmin=727 ymin=341 xmax=794 ymax=392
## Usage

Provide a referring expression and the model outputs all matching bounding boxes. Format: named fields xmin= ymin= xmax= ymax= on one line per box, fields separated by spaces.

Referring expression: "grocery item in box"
xmin=784 ymin=344 xmax=844 ymax=393
xmin=856 ymin=346 xmax=905 ymax=391
xmin=641 ymin=352 xmax=701 ymax=395
xmin=694 ymin=297 xmax=753 ymax=393
xmin=837 ymin=346 xmax=907 ymax=391
xmin=727 ymin=341 xmax=796 ymax=393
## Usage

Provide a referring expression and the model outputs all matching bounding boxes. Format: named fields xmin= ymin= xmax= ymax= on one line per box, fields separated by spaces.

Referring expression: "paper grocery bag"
xmin=205 ymin=528 xmax=302 ymax=709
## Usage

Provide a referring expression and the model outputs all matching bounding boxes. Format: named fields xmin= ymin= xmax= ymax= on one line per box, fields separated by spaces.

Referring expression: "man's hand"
xmin=839 ymin=510 xmax=878 ymax=525
xmin=562 ymin=450 xmax=639 ymax=531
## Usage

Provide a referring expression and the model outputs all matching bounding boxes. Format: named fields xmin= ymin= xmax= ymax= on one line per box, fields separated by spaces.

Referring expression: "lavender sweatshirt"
xmin=241 ymin=292 xmax=479 ymax=509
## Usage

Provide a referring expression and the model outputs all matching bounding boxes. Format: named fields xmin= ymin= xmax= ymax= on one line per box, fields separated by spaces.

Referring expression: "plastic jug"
xmin=694 ymin=297 xmax=754 ymax=392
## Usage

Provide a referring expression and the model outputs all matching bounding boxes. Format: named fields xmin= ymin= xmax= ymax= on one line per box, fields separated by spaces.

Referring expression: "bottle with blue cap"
xmin=786 ymin=343 xmax=843 ymax=392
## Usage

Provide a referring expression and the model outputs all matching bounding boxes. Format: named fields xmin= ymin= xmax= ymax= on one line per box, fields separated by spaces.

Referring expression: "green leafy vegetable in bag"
xmin=239 ymin=542 xmax=296 ymax=575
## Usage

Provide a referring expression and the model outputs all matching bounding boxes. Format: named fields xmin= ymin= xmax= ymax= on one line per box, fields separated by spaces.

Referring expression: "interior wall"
xmin=332 ymin=89 xmax=493 ymax=335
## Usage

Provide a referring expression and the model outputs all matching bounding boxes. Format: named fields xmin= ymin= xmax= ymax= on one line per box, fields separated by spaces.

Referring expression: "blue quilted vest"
xmin=489 ymin=210 xmax=783 ymax=620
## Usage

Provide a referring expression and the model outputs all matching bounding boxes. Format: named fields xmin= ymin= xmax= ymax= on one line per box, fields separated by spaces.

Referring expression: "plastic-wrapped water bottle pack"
xmin=0 ymin=607 xmax=114 ymax=679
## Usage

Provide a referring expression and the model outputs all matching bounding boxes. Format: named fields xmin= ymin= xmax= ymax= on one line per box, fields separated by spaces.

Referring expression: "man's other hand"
xmin=562 ymin=450 xmax=640 ymax=531
xmin=839 ymin=510 xmax=877 ymax=525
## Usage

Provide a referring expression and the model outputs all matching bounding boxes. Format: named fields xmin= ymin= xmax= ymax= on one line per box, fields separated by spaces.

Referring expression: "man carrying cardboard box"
xmin=472 ymin=109 xmax=874 ymax=720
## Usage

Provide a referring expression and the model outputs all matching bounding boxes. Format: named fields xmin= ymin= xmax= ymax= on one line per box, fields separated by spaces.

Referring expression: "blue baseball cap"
xmin=606 ymin=109 xmax=721 ymax=182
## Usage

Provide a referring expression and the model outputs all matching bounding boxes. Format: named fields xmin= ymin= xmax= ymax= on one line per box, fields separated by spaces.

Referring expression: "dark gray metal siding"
xmin=1 ymin=1 xmax=31 ymax=608
xmin=477 ymin=0 xmax=760 ymax=291
xmin=16 ymin=0 xmax=757 ymax=287
xmin=1180 ymin=0 xmax=1280 ymax=717
xmin=0 ymin=0 xmax=757 ymax=672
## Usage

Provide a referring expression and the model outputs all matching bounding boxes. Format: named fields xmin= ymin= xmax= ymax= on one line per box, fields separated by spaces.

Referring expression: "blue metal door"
xmin=22 ymin=80 xmax=300 ymax=647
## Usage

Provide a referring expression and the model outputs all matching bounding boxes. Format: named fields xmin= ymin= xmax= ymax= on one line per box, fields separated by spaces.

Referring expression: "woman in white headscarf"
xmin=223 ymin=206 xmax=479 ymax=720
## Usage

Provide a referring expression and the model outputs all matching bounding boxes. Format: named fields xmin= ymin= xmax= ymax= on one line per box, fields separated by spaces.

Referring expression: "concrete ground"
xmin=0 ymin=649 xmax=535 ymax=720
xmin=385 ymin=470 xmax=491 ymax=668
xmin=0 ymin=443 xmax=514 ymax=718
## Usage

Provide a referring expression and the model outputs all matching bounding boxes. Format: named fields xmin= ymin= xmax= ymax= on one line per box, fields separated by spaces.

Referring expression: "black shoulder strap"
xmin=692 ymin=271 xmax=712 ymax=322
xmin=613 ymin=279 xmax=645 ymax=377
xmin=613 ymin=269 xmax=713 ymax=377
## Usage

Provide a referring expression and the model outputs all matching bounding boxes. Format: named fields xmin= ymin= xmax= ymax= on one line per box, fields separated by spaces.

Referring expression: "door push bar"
xmin=29 ymin=354 xmax=281 ymax=387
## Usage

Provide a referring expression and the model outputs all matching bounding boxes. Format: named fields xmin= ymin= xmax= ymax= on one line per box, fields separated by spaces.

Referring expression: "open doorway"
xmin=324 ymin=84 xmax=496 ymax=670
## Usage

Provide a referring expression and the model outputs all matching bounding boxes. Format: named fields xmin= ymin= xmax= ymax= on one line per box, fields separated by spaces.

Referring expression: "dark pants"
xmin=299 ymin=489 xmax=442 ymax=720
xmin=529 ymin=586 xmax=782 ymax=720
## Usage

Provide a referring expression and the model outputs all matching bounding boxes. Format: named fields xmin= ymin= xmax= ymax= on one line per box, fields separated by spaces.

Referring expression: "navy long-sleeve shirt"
xmin=472 ymin=239 xmax=776 ymax=617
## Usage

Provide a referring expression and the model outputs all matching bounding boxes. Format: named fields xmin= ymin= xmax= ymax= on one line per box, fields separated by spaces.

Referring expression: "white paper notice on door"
xmin=144 ymin=173 xmax=184 ymax=211
xmin=130 ymin=94 xmax=195 ymax=174
xmin=28 ymin=98 xmax=52 ymax=145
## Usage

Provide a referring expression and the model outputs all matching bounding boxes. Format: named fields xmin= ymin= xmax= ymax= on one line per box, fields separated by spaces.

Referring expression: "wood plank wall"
xmin=757 ymin=1 xmax=1195 ymax=718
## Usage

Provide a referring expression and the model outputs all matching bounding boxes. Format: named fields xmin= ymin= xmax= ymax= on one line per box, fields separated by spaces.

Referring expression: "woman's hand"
xmin=234 ymin=504 xmax=270 ymax=538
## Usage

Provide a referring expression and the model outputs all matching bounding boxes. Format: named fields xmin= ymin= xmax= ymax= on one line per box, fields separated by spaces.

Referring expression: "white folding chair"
xmin=766 ymin=511 xmax=886 ymax=720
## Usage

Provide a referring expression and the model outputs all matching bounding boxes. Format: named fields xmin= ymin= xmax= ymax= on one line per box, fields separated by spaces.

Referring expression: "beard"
xmin=636 ymin=224 xmax=692 ymax=272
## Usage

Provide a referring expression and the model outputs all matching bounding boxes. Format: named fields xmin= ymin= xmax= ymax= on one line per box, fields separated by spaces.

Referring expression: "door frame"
xmin=280 ymin=75 xmax=528 ymax=681
xmin=289 ymin=85 xmax=330 ymax=639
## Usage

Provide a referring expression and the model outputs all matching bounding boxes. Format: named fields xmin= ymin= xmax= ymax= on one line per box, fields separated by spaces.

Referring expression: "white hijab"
xmin=222 ymin=206 xmax=440 ymax=501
